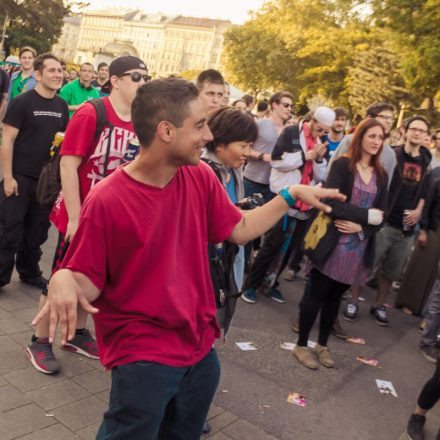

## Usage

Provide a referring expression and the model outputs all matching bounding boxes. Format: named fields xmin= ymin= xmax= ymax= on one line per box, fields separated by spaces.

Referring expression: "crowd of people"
xmin=1 ymin=46 xmax=440 ymax=440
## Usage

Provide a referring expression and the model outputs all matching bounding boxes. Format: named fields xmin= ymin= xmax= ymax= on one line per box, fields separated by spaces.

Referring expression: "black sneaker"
xmin=406 ymin=414 xmax=425 ymax=440
xmin=26 ymin=336 xmax=60 ymax=374
xmin=62 ymin=329 xmax=99 ymax=359
xmin=343 ymin=303 xmax=359 ymax=322
xmin=420 ymin=346 xmax=438 ymax=364
xmin=370 ymin=305 xmax=389 ymax=326
xmin=331 ymin=318 xmax=348 ymax=340
xmin=19 ymin=275 xmax=48 ymax=291
xmin=202 ymin=421 xmax=211 ymax=434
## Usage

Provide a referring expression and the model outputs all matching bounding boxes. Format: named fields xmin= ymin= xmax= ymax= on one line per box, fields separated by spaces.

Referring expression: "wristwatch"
xmin=258 ymin=153 xmax=265 ymax=161
xmin=279 ymin=187 xmax=296 ymax=208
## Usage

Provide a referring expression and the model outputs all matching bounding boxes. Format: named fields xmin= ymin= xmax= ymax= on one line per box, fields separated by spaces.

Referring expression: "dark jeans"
xmin=243 ymin=178 xmax=275 ymax=263
xmin=244 ymin=217 xmax=308 ymax=290
xmin=418 ymin=355 xmax=440 ymax=410
xmin=298 ymin=269 xmax=349 ymax=347
xmin=0 ymin=175 xmax=51 ymax=285
xmin=96 ymin=349 xmax=220 ymax=440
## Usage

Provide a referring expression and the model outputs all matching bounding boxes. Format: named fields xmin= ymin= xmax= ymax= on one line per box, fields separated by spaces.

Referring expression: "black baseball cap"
xmin=109 ymin=56 xmax=147 ymax=77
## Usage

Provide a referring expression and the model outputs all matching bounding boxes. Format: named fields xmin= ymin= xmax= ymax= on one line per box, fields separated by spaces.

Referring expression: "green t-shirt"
xmin=59 ymin=79 xmax=100 ymax=118
xmin=11 ymin=72 xmax=29 ymax=101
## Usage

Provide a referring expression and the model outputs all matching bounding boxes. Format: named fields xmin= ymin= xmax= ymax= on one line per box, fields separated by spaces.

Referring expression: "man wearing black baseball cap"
xmin=27 ymin=56 xmax=149 ymax=375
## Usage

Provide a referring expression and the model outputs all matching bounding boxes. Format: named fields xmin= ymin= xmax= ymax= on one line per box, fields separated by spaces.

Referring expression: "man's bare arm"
xmin=228 ymin=185 xmax=345 ymax=245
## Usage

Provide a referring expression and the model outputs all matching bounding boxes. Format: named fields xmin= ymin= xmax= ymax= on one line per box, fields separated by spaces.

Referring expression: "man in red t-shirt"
xmin=33 ymin=78 xmax=344 ymax=439
xmin=27 ymin=56 xmax=149 ymax=374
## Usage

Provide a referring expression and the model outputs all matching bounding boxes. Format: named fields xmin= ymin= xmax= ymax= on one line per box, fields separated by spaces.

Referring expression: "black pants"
xmin=418 ymin=355 xmax=440 ymax=410
xmin=0 ymin=175 xmax=51 ymax=285
xmin=298 ymin=268 xmax=349 ymax=347
xmin=244 ymin=217 xmax=308 ymax=290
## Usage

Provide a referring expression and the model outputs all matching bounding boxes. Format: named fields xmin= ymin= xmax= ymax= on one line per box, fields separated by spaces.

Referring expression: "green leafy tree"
xmin=1 ymin=0 xmax=71 ymax=54
xmin=371 ymin=0 xmax=440 ymax=108
xmin=345 ymin=37 xmax=410 ymax=118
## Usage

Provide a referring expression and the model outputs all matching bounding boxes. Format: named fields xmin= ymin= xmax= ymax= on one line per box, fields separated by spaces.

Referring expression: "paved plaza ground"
xmin=0 ymin=226 xmax=439 ymax=439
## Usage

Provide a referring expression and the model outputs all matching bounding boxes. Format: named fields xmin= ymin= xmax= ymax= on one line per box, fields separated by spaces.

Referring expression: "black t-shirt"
xmin=0 ymin=69 xmax=10 ymax=105
xmin=388 ymin=151 xmax=425 ymax=228
xmin=3 ymin=89 xmax=69 ymax=178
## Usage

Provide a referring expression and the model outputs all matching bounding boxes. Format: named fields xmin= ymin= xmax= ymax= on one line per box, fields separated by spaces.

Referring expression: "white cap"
xmin=313 ymin=106 xmax=335 ymax=127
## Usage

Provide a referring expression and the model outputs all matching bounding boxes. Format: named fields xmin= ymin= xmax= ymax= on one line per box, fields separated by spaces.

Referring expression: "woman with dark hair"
xmin=202 ymin=107 xmax=258 ymax=290
xmin=294 ymin=118 xmax=388 ymax=370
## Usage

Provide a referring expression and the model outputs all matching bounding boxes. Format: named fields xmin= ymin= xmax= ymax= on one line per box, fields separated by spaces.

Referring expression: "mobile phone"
xmin=320 ymin=135 xmax=327 ymax=144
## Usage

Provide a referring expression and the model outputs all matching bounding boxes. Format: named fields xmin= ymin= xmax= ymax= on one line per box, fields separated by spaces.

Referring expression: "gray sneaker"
xmin=26 ymin=336 xmax=60 ymax=374
xmin=283 ymin=269 xmax=297 ymax=282
xmin=62 ymin=329 xmax=99 ymax=359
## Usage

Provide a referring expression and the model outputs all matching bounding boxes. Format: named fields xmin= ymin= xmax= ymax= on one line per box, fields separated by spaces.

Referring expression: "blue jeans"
xmin=96 ymin=349 xmax=220 ymax=440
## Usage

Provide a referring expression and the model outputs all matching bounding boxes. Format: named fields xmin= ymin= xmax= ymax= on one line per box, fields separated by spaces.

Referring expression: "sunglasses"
xmin=281 ymin=102 xmax=293 ymax=109
xmin=120 ymin=72 xmax=151 ymax=82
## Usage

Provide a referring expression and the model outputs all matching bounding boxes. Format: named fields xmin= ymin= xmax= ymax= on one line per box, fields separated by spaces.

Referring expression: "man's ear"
xmin=157 ymin=121 xmax=173 ymax=142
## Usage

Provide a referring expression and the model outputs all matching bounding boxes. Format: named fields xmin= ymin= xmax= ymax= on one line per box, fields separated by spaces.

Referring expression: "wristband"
xmin=258 ymin=153 xmax=265 ymax=161
xmin=279 ymin=187 xmax=296 ymax=208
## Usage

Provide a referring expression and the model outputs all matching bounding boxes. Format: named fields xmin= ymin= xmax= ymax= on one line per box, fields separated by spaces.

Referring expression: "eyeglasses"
xmin=120 ymin=72 xmax=151 ymax=82
xmin=407 ymin=127 xmax=428 ymax=134
xmin=376 ymin=114 xmax=395 ymax=122
xmin=281 ymin=102 xmax=293 ymax=109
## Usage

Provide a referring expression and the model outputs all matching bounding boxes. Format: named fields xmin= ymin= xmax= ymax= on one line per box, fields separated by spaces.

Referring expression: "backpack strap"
xmin=88 ymin=98 xmax=115 ymax=177
xmin=201 ymin=157 xmax=223 ymax=183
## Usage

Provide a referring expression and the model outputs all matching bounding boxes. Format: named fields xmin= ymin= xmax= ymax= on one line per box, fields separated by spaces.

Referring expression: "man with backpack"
xmin=26 ymin=55 xmax=149 ymax=374
xmin=0 ymin=53 xmax=68 ymax=291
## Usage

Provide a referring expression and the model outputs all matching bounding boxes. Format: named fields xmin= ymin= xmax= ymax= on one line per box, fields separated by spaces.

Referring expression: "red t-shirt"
xmin=62 ymin=163 xmax=242 ymax=369
xmin=50 ymin=97 xmax=136 ymax=234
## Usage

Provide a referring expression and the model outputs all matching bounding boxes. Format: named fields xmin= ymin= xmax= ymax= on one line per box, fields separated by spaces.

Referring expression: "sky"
xmin=85 ymin=0 xmax=266 ymax=24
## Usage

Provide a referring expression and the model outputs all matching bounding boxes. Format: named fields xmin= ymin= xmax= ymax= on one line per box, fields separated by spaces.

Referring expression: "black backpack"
xmin=36 ymin=99 xmax=115 ymax=207
xmin=202 ymin=158 xmax=241 ymax=337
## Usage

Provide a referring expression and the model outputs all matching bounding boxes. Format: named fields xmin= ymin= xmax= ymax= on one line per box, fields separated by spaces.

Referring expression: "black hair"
xmin=132 ymin=78 xmax=199 ymax=148
xmin=232 ymin=99 xmax=245 ymax=107
xmin=366 ymin=102 xmax=395 ymax=118
xmin=269 ymin=91 xmax=293 ymax=109
xmin=241 ymin=94 xmax=254 ymax=106
xmin=196 ymin=69 xmax=224 ymax=89
xmin=404 ymin=115 xmax=430 ymax=131
xmin=205 ymin=108 xmax=258 ymax=152
xmin=97 ymin=62 xmax=108 ymax=71
xmin=257 ymin=101 xmax=269 ymax=112
xmin=334 ymin=107 xmax=348 ymax=119
xmin=33 ymin=53 xmax=60 ymax=73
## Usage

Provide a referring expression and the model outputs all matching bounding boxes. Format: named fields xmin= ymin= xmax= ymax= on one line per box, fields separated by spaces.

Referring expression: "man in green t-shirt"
xmin=59 ymin=62 xmax=100 ymax=117
xmin=7 ymin=46 xmax=37 ymax=103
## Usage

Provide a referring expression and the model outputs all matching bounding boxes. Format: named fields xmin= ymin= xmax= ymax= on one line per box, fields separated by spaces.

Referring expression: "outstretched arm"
xmin=228 ymin=184 xmax=346 ymax=245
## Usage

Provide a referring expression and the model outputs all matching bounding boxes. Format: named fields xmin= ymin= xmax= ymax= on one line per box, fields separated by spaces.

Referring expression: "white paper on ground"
xmin=235 ymin=342 xmax=258 ymax=351
xmin=376 ymin=379 xmax=398 ymax=397
xmin=280 ymin=341 xmax=317 ymax=350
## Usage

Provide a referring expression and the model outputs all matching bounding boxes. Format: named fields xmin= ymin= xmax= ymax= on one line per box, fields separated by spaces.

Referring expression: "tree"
xmin=345 ymin=36 xmax=410 ymax=118
xmin=1 ymin=0 xmax=70 ymax=54
xmin=371 ymin=0 xmax=440 ymax=108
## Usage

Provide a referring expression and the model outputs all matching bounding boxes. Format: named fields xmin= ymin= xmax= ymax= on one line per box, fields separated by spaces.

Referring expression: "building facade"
xmin=52 ymin=9 xmax=233 ymax=76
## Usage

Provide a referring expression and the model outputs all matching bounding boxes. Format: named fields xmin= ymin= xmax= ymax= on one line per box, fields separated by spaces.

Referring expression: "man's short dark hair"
xmin=257 ymin=101 xmax=269 ymax=112
xmin=97 ymin=62 xmax=108 ymax=71
xmin=269 ymin=91 xmax=293 ymax=109
xmin=241 ymin=94 xmax=254 ymax=107
xmin=80 ymin=62 xmax=94 ymax=70
xmin=132 ymin=78 xmax=199 ymax=148
xmin=196 ymin=69 xmax=224 ymax=89
xmin=60 ymin=60 xmax=66 ymax=67
xmin=366 ymin=102 xmax=395 ymax=118
xmin=33 ymin=53 xmax=60 ymax=73
xmin=404 ymin=115 xmax=430 ymax=131
xmin=19 ymin=46 xmax=37 ymax=58
xmin=205 ymin=108 xmax=258 ymax=153
xmin=334 ymin=107 xmax=348 ymax=119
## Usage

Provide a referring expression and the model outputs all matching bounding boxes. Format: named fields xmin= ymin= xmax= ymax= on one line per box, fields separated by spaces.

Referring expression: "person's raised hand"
xmin=289 ymin=184 xmax=346 ymax=213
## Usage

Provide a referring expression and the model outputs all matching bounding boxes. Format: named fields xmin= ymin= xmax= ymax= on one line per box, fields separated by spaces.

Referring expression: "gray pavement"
xmin=0 ymin=226 xmax=439 ymax=439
